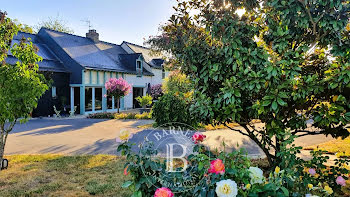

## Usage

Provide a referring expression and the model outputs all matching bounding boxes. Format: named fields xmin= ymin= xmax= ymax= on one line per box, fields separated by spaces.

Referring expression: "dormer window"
xmin=136 ymin=60 xmax=142 ymax=77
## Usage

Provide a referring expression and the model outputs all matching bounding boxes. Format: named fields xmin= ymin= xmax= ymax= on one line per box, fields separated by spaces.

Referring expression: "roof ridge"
xmin=17 ymin=31 xmax=37 ymax=36
xmin=41 ymin=27 xmax=124 ymax=47
xmin=122 ymin=41 xmax=150 ymax=50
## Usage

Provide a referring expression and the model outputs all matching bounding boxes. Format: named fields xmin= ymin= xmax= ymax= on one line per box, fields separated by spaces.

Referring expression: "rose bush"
xmin=118 ymin=132 xmax=350 ymax=196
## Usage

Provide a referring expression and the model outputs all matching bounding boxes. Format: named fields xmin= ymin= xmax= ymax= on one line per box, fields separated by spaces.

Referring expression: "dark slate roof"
xmin=6 ymin=32 xmax=69 ymax=73
xmin=40 ymin=28 xmax=154 ymax=75
xmin=118 ymin=54 xmax=154 ymax=76
xmin=122 ymin=41 xmax=164 ymax=69
xmin=149 ymin=59 xmax=164 ymax=69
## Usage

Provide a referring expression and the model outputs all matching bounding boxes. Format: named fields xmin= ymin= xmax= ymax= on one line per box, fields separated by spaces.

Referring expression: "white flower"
xmin=248 ymin=167 xmax=265 ymax=184
xmin=215 ymin=179 xmax=238 ymax=197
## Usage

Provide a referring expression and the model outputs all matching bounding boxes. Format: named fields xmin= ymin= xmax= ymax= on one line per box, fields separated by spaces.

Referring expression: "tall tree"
xmin=0 ymin=11 xmax=48 ymax=169
xmin=149 ymin=0 xmax=350 ymax=166
xmin=35 ymin=15 xmax=73 ymax=33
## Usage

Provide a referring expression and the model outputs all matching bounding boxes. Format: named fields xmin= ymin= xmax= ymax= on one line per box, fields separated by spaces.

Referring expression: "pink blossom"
xmin=105 ymin=78 xmax=131 ymax=98
xmin=208 ymin=159 xmax=225 ymax=175
xmin=336 ymin=176 xmax=346 ymax=186
xmin=154 ymin=187 xmax=174 ymax=197
xmin=192 ymin=132 xmax=206 ymax=144
xmin=308 ymin=168 xmax=316 ymax=176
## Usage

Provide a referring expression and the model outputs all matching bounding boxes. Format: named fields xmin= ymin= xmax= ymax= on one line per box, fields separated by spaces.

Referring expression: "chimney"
xmin=86 ymin=29 xmax=99 ymax=42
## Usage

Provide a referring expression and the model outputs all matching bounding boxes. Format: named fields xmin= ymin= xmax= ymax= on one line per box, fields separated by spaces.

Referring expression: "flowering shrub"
xmin=105 ymin=78 xmax=131 ymax=112
xmin=118 ymin=133 xmax=350 ymax=196
xmin=150 ymin=84 xmax=163 ymax=100
xmin=87 ymin=112 xmax=151 ymax=120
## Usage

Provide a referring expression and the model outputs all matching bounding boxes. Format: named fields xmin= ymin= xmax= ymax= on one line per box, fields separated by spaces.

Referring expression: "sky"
xmin=2 ymin=0 xmax=177 ymax=46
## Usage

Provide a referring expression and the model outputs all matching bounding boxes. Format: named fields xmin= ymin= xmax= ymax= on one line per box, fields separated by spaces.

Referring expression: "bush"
xmin=114 ymin=112 xmax=151 ymax=120
xmin=87 ymin=112 xmax=115 ymax=119
xmin=135 ymin=113 xmax=152 ymax=120
xmin=88 ymin=112 xmax=151 ymax=120
xmin=151 ymin=93 xmax=198 ymax=127
xmin=135 ymin=95 xmax=153 ymax=108
xmin=162 ymin=70 xmax=193 ymax=94
xmin=150 ymin=84 xmax=163 ymax=100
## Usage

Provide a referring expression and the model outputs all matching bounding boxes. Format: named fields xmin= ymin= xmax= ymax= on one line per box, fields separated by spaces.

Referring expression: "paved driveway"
xmin=5 ymin=118 xmax=153 ymax=155
xmin=5 ymin=118 xmax=333 ymax=157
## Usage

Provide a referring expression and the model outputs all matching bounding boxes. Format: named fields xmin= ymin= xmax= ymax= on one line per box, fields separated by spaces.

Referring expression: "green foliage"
xmin=35 ymin=15 xmax=73 ymax=34
xmin=152 ymin=93 xmax=198 ymax=127
xmin=148 ymin=0 xmax=350 ymax=166
xmin=135 ymin=95 xmax=152 ymax=108
xmin=87 ymin=112 xmax=152 ymax=120
xmin=13 ymin=19 xmax=34 ymax=34
xmin=0 ymin=11 xmax=48 ymax=166
xmin=162 ymin=70 xmax=193 ymax=94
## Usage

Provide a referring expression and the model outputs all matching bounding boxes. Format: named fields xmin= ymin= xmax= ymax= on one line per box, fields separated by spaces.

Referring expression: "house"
xmin=7 ymin=28 xmax=168 ymax=116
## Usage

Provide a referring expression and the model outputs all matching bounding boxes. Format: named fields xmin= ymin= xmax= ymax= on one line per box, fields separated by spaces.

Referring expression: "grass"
xmin=0 ymin=155 xmax=131 ymax=197
xmin=0 ymin=154 xmax=349 ymax=196
xmin=305 ymin=136 xmax=350 ymax=158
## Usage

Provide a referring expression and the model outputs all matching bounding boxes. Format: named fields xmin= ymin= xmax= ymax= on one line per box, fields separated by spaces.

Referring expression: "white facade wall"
xmin=123 ymin=74 xmax=153 ymax=109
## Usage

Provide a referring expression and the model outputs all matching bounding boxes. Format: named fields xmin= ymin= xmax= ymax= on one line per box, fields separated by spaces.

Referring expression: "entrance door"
xmin=133 ymin=87 xmax=144 ymax=108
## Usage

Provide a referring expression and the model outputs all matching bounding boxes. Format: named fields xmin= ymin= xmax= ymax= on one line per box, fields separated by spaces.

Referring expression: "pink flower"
xmin=208 ymin=159 xmax=225 ymax=175
xmin=154 ymin=187 xmax=174 ymax=197
xmin=124 ymin=165 xmax=129 ymax=176
xmin=105 ymin=78 xmax=131 ymax=98
xmin=308 ymin=168 xmax=316 ymax=176
xmin=192 ymin=132 xmax=206 ymax=144
xmin=336 ymin=176 xmax=346 ymax=186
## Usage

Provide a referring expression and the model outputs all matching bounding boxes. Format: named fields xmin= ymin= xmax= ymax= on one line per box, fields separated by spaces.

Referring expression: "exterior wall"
xmin=151 ymin=68 xmax=170 ymax=85
xmin=33 ymin=72 xmax=70 ymax=117
xmin=123 ymin=74 xmax=153 ymax=109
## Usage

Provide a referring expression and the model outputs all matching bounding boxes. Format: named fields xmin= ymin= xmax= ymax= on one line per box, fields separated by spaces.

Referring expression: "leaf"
xmin=122 ymin=181 xmax=133 ymax=188
xmin=198 ymin=162 xmax=204 ymax=170
xmin=277 ymin=98 xmax=287 ymax=106
xmin=271 ymin=101 xmax=278 ymax=111
xmin=281 ymin=187 xmax=289 ymax=196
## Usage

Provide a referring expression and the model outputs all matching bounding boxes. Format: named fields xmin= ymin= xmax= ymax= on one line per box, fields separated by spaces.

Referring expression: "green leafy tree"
xmin=35 ymin=15 xmax=74 ymax=33
xmin=0 ymin=11 xmax=48 ymax=169
xmin=149 ymin=0 xmax=350 ymax=166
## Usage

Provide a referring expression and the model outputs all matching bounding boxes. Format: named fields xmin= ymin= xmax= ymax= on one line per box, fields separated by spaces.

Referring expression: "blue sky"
xmin=3 ymin=0 xmax=176 ymax=45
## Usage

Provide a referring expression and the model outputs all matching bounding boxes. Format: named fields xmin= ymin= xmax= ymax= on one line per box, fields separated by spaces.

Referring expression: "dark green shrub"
xmin=152 ymin=93 xmax=198 ymax=127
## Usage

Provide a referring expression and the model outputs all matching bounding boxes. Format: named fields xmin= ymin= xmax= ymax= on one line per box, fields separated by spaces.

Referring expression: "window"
xmin=162 ymin=65 xmax=165 ymax=79
xmin=136 ymin=60 xmax=142 ymax=77
xmin=95 ymin=88 xmax=102 ymax=111
xmin=52 ymin=86 xmax=57 ymax=98
xmin=85 ymin=88 xmax=93 ymax=112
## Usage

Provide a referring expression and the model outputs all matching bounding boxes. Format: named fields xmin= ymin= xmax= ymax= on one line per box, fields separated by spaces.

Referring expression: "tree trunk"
xmin=117 ymin=98 xmax=120 ymax=113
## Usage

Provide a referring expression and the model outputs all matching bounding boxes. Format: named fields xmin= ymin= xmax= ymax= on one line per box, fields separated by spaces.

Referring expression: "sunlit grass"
xmin=0 ymin=154 xmax=131 ymax=197
xmin=305 ymin=136 xmax=350 ymax=157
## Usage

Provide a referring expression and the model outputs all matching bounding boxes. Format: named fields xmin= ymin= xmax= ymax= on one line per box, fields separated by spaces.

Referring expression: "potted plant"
xmin=136 ymin=94 xmax=153 ymax=113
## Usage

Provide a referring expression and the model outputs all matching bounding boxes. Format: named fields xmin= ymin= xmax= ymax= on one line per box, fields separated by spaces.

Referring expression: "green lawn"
xmin=0 ymin=155 xmax=131 ymax=197
xmin=0 ymin=154 xmax=349 ymax=196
